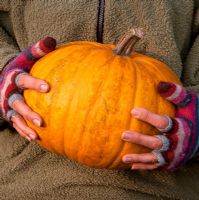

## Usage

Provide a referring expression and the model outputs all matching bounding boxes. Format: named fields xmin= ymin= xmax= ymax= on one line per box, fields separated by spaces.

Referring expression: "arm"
xmin=0 ymin=3 xmax=19 ymax=70
xmin=0 ymin=4 xmax=19 ymax=125
xmin=0 ymin=27 xmax=19 ymax=70
xmin=183 ymin=0 xmax=199 ymax=94
xmin=0 ymin=2 xmax=57 ymax=140
xmin=180 ymin=0 xmax=199 ymax=159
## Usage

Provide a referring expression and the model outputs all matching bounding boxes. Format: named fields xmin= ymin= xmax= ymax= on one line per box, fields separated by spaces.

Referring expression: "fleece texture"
xmin=0 ymin=0 xmax=199 ymax=199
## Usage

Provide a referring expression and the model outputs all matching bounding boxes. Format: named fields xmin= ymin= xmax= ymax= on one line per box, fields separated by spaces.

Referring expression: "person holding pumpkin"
xmin=0 ymin=1 xmax=199 ymax=199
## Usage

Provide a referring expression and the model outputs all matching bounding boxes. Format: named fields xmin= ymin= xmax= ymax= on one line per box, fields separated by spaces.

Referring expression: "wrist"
xmin=0 ymin=53 xmax=18 ymax=72
xmin=1 ymin=56 xmax=16 ymax=73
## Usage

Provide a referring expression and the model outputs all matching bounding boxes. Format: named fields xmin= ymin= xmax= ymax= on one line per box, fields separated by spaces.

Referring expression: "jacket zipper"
xmin=97 ymin=0 xmax=105 ymax=43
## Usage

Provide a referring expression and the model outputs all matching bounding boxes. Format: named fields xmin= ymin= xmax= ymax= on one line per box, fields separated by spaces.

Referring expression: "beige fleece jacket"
xmin=0 ymin=0 xmax=199 ymax=199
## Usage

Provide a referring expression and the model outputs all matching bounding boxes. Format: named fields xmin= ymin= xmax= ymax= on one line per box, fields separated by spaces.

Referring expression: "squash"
xmin=24 ymin=28 xmax=181 ymax=169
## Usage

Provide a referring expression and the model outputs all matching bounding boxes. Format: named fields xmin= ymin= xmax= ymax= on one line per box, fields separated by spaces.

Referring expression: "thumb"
xmin=157 ymin=81 xmax=190 ymax=107
xmin=9 ymin=37 xmax=57 ymax=72
xmin=32 ymin=36 xmax=57 ymax=57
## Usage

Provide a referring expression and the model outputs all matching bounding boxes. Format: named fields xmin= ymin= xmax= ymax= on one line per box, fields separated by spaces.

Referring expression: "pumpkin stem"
xmin=113 ymin=28 xmax=144 ymax=56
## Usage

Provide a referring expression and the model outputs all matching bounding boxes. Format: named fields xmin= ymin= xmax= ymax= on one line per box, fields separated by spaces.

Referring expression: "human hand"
xmin=0 ymin=37 xmax=56 ymax=141
xmin=122 ymin=82 xmax=199 ymax=171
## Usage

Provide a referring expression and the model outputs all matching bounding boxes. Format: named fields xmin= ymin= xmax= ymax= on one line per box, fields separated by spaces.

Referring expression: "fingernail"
xmin=29 ymin=133 xmax=37 ymax=140
xmin=40 ymin=84 xmax=48 ymax=92
xmin=131 ymin=165 xmax=135 ymax=170
xmin=25 ymin=136 xmax=32 ymax=142
xmin=33 ymin=119 xmax=41 ymax=127
xmin=123 ymin=156 xmax=133 ymax=163
xmin=121 ymin=132 xmax=131 ymax=141
xmin=131 ymin=108 xmax=140 ymax=117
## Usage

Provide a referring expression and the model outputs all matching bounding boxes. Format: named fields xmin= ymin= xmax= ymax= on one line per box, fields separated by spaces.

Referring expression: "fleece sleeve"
xmin=183 ymin=0 xmax=199 ymax=95
xmin=0 ymin=1 xmax=19 ymax=71
xmin=182 ymin=0 xmax=199 ymax=159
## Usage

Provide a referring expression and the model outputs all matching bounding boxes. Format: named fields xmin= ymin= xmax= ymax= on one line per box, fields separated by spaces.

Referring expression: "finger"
xmin=6 ymin=109 xmax=19 ymax=121
xmin=0 ymin=69 xmax=24 ymax=117
xmin=152 ymin=150 xmax=167 ymax=167
xmin=11 ymin=37 xmax=56 ymax=70
xmin=122 ymin=131 xmax=162 ymax=150
xmin=131 ymin=163 xmax=158 ymax=170
xmin=9 ymin=97 xmax=42 ymax=127
xmin=11 ymin=115 xmax=38 ymax=140
xmin=13 ymin=122 xmax=32 ymax=141
xmin=157 ymin=82 xmax=191 ymax=107
xmin=122 ymin=153 xmax=158 ymax=164
xmin=16 ymin=73 xmax=49 ymax=92
xmin=131 ymin=108 xmax=170 ymax=130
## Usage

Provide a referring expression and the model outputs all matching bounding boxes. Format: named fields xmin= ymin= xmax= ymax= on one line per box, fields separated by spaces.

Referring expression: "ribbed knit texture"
xmin=157 ymin=82 xmax=199 ymax=170
xmin=0 ymin=1 xmax=199 ymax=199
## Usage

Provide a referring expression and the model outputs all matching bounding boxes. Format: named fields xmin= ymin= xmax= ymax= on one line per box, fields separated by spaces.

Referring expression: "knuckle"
xmin=20 ymin=75 xmax=37 ymax=89
xmin=11 ymin=114 xmax=20 ymax=123
xmin=152 ymin=138 xmax=163 ymax=149
xmin=132 ymin=132 xmax=142 ymax=142
xmin=140 ymin=109 xmax=150 ymax=120
xmin=23 ymin=126 xmax=31 ymax=134
xmin=9 ymin=94 xmax=23 ymax=108
xmin=159 ymin=117 xmax=169 ymax=128
xmin=16 ymin=73 xmax=27 ymax=87
xmin=132 ymin=154 xmax=139 ymax=161
xmin=151 ymin=155 xmax=157 ymax=163
xmin=23 ymin=111 xmax=34 ymax=121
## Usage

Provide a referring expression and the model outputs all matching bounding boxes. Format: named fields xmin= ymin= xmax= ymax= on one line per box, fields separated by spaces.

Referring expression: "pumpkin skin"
xmin=24 ymin=41 xmax=181 ymax=169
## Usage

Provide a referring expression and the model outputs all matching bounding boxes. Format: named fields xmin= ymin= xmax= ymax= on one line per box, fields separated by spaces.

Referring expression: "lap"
xmin=0 ymin=128 xmax=198 ymax=200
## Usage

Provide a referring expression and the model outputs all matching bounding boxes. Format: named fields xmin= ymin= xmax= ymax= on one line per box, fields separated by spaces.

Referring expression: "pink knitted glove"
xmin=155 ymin=82 xmax=199 ymax=170
xmin=0 ymin=37 xmax=56 ymax=121
xmin=122 ymin=82 xmax=199 ymax=171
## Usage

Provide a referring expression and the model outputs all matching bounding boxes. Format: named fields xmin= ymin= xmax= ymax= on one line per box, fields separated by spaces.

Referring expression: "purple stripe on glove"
xmin=157 ymin=82 xmax=199 ymax=170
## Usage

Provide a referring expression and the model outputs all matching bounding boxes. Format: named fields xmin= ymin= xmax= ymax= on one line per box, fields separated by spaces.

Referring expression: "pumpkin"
xmin=24 ymin=28 xmax=181 ymax=169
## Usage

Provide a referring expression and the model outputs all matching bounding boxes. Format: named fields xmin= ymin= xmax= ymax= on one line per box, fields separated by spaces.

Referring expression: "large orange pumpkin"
xmin=24 ymin=28 xmax=181 ymax=169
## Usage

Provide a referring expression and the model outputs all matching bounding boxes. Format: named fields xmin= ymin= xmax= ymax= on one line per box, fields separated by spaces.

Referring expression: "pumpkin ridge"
xmin=50 ymin=47 xmax=92 ymax=154
xmin=139 ymin=60 xmax=160 ymax=134
xmin=64 ymin=48 xmax=114 ymax=162
xmin=47 ymin=47 xmax=87 ymax=154
xmin=76 ymin=64 xmax=106 ymax=164
xmin=47 ymin=61 xmax=70 ymax=153
xmin=64 ymin=49 xmax=102 ymax=159
xmin=108 ymin=56 xmax=139 ymax=168
xmin=106 ymin=57 xmax=127 ymax=168
xmin=101 ymin=57 xmax=124 ymax=168
xmin=76 ymin=53 xmax=117 ymax=167
xmin=99 ymin=56 xmax=124 ymax=168
xmin=35 ymin=60 xmax=63 ymax=152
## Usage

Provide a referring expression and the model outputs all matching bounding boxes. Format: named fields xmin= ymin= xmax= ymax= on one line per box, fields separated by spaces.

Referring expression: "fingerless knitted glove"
xmin=0 ymin=37 xmax=56 ymax=121
xmin=157 ymin=82 xmax=199 ymax=170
